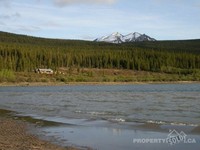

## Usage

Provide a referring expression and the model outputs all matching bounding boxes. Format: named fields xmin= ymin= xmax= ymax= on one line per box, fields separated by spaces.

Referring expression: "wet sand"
xmin=191 ymin=126 xmax=200 ymax=134
xmin=0 ymin=117 xmax=77 ymax=150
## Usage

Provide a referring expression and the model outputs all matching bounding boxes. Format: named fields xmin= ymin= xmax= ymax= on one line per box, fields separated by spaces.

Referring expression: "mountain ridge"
xmin=94 ymin=32 xmax=156 ymax=43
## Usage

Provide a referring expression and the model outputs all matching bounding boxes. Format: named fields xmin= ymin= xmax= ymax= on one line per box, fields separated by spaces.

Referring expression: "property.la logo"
xmin=166 ymin=129 xmax=196 ymax=145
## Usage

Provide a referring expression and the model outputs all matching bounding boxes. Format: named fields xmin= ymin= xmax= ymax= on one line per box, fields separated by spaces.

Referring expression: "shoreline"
xmin=0 ymin=108 xmax=200 ymax=150
xmin=0 ymin=81 xmax=199 ymax=86
xmin=0 ymin=116 xmax=78 ymax=150
xmin=0 ymin=109 xmax=90 ymax=150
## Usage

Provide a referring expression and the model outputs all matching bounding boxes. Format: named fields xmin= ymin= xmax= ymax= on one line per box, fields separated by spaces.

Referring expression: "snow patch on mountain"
xmin=94 ymin=32 xmax=156 ymax=43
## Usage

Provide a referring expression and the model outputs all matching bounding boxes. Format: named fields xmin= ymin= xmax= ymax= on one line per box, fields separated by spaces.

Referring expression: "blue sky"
xmin=0 ymin=0 xmax=200 ymax=40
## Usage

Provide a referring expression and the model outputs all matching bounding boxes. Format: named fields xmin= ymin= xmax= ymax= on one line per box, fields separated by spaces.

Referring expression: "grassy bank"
xmin=1 ymin=68 xmax=200 ymax=85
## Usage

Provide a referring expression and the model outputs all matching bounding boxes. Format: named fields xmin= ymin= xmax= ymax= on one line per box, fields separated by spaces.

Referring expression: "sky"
xmin=0 ymin=0 xmax=200 ymax=40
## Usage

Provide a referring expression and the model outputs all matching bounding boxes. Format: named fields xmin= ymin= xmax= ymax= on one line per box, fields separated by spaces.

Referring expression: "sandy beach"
xmin=0 ymin=117 xmax=77 ymax=150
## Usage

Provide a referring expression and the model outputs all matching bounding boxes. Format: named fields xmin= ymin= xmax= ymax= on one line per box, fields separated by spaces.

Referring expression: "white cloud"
xmin=0 ymin=0 xmax=11 ymax=7
xmin=0 ymin=12 xmax=20 ymax=19
xmin=54 ymin=0 xmax=117 ymax=6
xmin=0 ymin=21 xmax=5 ymax=25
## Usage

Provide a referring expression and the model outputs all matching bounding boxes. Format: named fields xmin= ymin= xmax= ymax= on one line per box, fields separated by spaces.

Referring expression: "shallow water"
xmin=0 ymin=84 xmax=200 ymax=149
xmin=43 ymin=124 xmax=200 ymax=150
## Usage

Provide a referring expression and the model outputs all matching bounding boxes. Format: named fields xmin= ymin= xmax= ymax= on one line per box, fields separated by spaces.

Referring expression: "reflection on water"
xmin=42 ymin=123 xmax=200 ymax=150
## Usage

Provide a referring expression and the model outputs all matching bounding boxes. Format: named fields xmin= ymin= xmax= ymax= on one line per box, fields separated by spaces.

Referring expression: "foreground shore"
xmin=0 ymin=106 xmax=199 ymax=150
xmin=0 ymin=117 xmax=77 ymax=150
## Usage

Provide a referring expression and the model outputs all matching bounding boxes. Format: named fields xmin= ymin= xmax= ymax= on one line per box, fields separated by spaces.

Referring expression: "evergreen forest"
xmin=1 ymin=31 xmax=200 ymax=82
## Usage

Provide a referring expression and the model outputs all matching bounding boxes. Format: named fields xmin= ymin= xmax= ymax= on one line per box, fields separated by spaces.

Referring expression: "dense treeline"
xmin=123 ymin=40 xmax=200 ymax=53
xmin=0 ymin=31 xmax=200 ymax=74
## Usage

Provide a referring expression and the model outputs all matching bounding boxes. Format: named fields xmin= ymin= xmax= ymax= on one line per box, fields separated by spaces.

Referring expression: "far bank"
xmin=0 ymin=68 xmax=200 ymax=86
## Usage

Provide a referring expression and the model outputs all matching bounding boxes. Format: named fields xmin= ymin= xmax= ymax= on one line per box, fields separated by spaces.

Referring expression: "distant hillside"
xmin=0 ymin=31 xmax=200 ymax=76
xmin=0 ymin=31 xmax=200 ymax=53
xmin=0 ymin=31 xmax=103 ymax=47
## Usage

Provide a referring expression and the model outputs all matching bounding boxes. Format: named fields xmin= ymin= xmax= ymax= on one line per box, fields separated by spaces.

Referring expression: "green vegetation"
xmin=0 ymin=69 xmax=15 ymax=82
xmin=0 ymin=31 xmax=200 ymax=82
xmin=6 ymin=68 xmax=200 ymax=83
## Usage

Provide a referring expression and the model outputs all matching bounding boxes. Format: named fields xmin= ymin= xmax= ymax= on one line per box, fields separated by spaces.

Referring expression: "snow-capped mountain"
xmin=94 ymin=32 xmax=124 ymax=44
xmin=94 ymin=32 xmax=156 ymax=43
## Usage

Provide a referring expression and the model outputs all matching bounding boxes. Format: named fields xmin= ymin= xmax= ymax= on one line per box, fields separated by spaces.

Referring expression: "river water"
xmin=0 ymin=84 xmax=200 ymax=149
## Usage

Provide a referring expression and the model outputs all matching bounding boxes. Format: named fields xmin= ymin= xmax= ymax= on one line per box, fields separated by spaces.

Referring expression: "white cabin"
xmin=35 ymin=68 xmax=53 ymax=74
